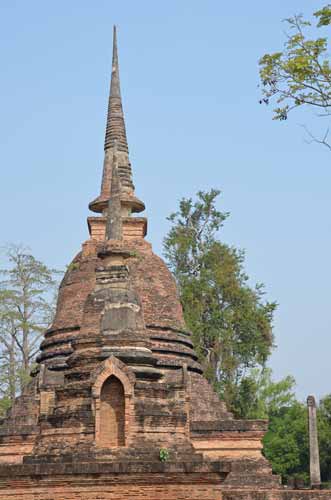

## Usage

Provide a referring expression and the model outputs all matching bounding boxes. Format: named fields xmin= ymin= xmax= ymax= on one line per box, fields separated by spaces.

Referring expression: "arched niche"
xmin=92 ymin=356 xmax=134 ymax=448
xmin=99 ymin=376 xmax=125 ymax=447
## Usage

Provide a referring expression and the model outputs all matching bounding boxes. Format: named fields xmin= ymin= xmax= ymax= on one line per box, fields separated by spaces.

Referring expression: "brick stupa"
xmin=0 ymin=27 xmax=328 ymax=500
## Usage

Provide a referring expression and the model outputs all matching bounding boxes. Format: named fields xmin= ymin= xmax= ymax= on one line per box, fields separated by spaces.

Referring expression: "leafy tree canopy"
xmin=317 ymin=394 xmax=331 ymax=482
xmin=263 ymin=393 xmax=331 ymax=485
xmin=0 ymin=244 xmax=60 ymax=410
xmin=233 ymin=367 xmax=296 ymax=419
xmin=163 ymin=189 xmax=277 ymax=413
xmin=263 ymin=401 xmax=309 ymax=483
xmin=259 ymin=4 xmax=331 ymax=149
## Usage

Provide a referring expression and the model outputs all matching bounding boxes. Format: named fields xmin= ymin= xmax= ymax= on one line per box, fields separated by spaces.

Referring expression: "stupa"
xmin=0 ymin=27 xmax=328 ymax=500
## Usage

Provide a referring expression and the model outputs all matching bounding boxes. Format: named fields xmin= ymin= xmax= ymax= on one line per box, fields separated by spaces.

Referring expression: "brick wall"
xmin=87 ymin=217 xmax=147 ymax=241
xmin=0 ymin=483 xmax=223 ymax=500
xmin=0 ymin=483 xmax=330 ymax=500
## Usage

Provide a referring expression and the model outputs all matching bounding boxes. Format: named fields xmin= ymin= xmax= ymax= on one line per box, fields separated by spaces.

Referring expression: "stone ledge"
xmin=191 ymin=420 xmax=269 ymax=433
xmin=0 ymin=459 xmax=231 ymax=478
xmin=146 ymin=324 xmax=191 ymax=336
xmin=44 ymin=325 xmax=81 ymax=339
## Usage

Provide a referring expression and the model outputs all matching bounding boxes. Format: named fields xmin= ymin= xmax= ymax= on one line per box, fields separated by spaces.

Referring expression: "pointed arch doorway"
xmin=99 ymin=375 xmax=125 ymax=447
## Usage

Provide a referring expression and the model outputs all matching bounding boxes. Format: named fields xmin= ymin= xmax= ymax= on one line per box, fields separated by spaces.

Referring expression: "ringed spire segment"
xmin=89 ymin=26 xmax=145 ymax=217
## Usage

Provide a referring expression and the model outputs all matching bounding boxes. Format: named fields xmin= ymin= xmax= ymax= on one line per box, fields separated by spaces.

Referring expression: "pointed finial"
xmin=104 ymin=26 xmax=128 ymax=152
xmin=106 ymin=140 xmax=123 ymax=240
xmin=110 ymin=26 xmax=120 ymax=98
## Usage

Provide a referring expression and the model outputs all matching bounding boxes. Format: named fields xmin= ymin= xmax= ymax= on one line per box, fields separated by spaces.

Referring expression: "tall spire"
xmin=106 ymin=141 xmax=122 ymax=240
xmin=104 ymin=26 xmax=128 ymax=153
xmin=89 ymin=26 xmax=145 ymax=216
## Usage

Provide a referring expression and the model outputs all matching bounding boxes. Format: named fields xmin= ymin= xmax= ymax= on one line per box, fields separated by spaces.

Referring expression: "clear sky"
xmin=1 ymin=1 xmax=330 ymax=401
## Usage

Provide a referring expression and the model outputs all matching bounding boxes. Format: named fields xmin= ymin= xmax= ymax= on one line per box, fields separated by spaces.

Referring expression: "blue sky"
xmin=1 ymin=1 xmax=330 ymax=400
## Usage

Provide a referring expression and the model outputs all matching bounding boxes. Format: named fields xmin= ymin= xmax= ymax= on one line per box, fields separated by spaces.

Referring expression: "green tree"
xmin=163 ymin=189 xmax=277 ymax=413
xmin=0 ymin=245 xmax=60 ymax=404
xmin=0 ymin=289 xmax=19 ymax=413
xmin=259 ymin=5 xmax=331 ymax=150
xmin=233 ymin=367 xmax=296 ymax=419
xmin=263 ymin=394 xmax=331 ymax=485
xmin=317 ymin=394 xmax=331 ymax=482
xmin=263 ymin=401 xmax=309 ymax=484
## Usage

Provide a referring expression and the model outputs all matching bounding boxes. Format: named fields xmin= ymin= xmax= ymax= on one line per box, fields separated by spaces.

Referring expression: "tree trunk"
xmin=8 ymin=334 xmax=16 ymax=403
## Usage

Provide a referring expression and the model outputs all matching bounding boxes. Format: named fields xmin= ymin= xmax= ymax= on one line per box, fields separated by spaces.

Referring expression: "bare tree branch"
xmin=301 ymin=124 xmax=331 ymax=151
